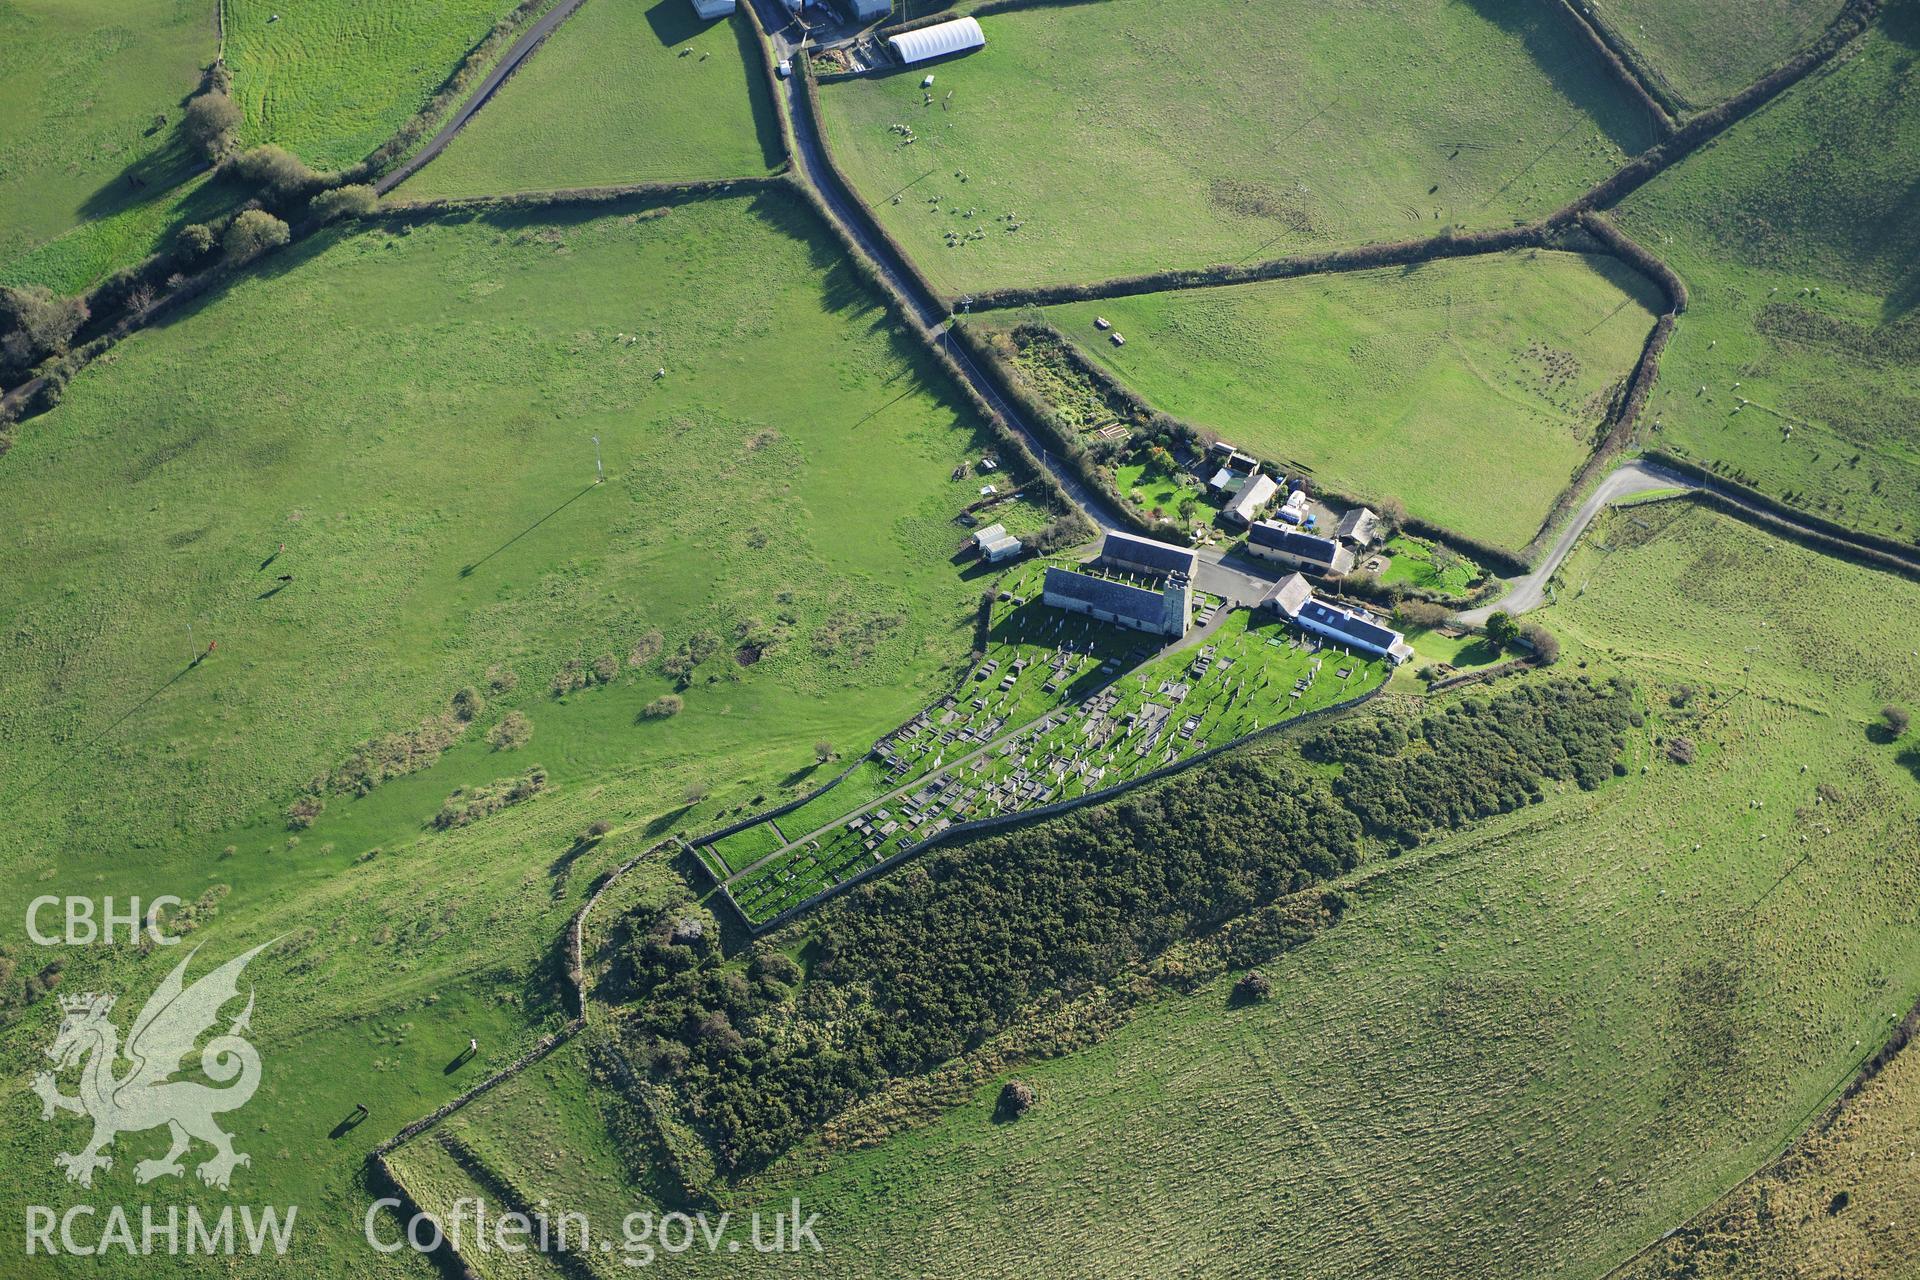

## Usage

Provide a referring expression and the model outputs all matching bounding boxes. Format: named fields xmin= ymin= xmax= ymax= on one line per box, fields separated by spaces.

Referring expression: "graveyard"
xmin=722 ymin=600 xmax=1388 ymax=924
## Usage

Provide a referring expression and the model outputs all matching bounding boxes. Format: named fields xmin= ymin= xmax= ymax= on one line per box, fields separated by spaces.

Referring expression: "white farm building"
xmin=689 ymin=0 xmax=735 ymax=18
xmin=889 ymin=16 xmax=986 ymax=65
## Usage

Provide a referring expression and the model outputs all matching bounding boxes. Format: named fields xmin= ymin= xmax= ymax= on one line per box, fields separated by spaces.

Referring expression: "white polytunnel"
xmin=888 ymin=16 xmax=987 ymax=66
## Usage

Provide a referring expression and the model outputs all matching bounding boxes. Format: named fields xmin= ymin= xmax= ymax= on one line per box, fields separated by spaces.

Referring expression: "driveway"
xmin=1456 ymin=459 xmax=1695 ymax=623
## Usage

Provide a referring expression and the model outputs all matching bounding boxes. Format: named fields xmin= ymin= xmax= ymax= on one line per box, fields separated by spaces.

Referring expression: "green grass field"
xmin=0 ymin=189 xmax=1051 ymax=1273
xmin=1586 ymin=0 xmax=1845 ymax=108
xmin=395 ymin=2 xmax=782 ymax=201
xmin=997 ymin=250 xmax=1662 ymax=552
xmin=1615 ymin=4 xmax=1920 ymax=544
xmin=817 ymin=0 xmax=1658 ymax=294
xmin=386 ymin=500 xmax=1920 ymax=1278
xmin=225 ymin=0 xmax=526 ymax=170
xmin=0 ymin=0 xmax=218 ymax=290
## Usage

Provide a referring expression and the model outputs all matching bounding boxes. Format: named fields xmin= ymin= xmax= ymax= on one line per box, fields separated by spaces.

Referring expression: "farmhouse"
xmin=1246 ymin=521 xmax=1355 ymax=576
xmin=1336 ymin=507 xmax=1381 ymax=547
xmin=889 ymin=17 xmax=986 ymax=65
xmin=1263 ymin=572 xmax=1412 ymax=664
xmin=1223 ymin=473 xmax=1279 ymax=527
xmin=841 ymin=0 xmax=891 ymax=22
xmin=689 ymin=0 xmax=735 ymax=16
xmin=1043 ymin=565 xmax=1190 ymax=639
xmin=1099 ymin=529 xmax=1198 ymax=579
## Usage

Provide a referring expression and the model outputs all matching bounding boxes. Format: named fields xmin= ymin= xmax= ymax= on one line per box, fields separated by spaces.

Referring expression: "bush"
xmin=629 ymin=630 xmax=665 ymax=667
xmin=0 ymin=286 xmax=88 ymax=384
xmin=308 ymin=184 xmax=377 ymax=224
xmin=177 ymin=223 xmax=219 ymax=259
xmin=996 ymin=1081 xmax=1037 ymax=1119
xmin=223 ymin=145 xmax=322 ymax=200
xmin=488 ymin=710 xmax=533 ymax=751
xmin=1667 ymin=736 xmax=1697 ymax=765
xmin=1234 ymin=969 xmax=1274 ymax=1002
xmin=285 ymin=793 xmax=325 ymax=831
xmin=642 ymin=695 xmax=684 ymax=720
xmin=433 ymin=767 xmax=548 ymax=830
xmin=220 ymin=210 xmax=289 ymax=267
xmin=182 ymin=90 xmax=240 ymax=162
xmin=1883 ymin=705 xmax=1911 ymax=738
xmin=593 ymin=652 xmax=620 ymax=684
xmin=1519 ymin=622 xmax=1561 ymax=665
xmin=1394 ymin=599 xmax=1452 ymax=630
xmin=451 ymin=686 xmax=485 ymax=722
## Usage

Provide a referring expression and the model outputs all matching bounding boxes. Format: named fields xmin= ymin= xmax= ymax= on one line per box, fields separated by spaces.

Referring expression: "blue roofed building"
xmin=1042 ymin=565 xmax=1190 ymax=639
xmin=1246 ymin=521 xmax=1355 ymax=576
xmin=1262 ymin=572 xmax=1412 ymax=663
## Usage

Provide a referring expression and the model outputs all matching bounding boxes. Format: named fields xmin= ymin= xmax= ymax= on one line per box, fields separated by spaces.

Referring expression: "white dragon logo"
xmin=31 ymin=942 xmax=270 ymax=1191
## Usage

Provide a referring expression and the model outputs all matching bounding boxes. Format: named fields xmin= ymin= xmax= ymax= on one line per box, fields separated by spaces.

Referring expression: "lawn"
xmin=385 ymin=501 xmax=1920 ymax=1278
xmin=1585 ymin=0 xmax=1845 ymax=108
xmin=395 ymin=1 xmax=782 ymax=201
xmin=1614 ymin=4 xmax=1920 ymax=544
xmin=224 ymin=0 xmax=526 ymax=170
xmin=0 ymin=0 xmax=217 ymax=289
xmin=0 ymin=190 xmax=1050 ymax=1274
xmin=816 ymin=0 xmax=1659 ymax=294
xmin=1114 ymin=459 xmax=1205 ymax=525
xmin=1003 ymin=250 xmax=1663 ymax=552
xmin=1379 ymin=532 xmax=1481 ymax=597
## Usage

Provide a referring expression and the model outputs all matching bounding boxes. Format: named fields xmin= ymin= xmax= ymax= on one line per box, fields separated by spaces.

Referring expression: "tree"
xmin=1427 ymin=543 xmax=1462 ymax=577
xmin=309 ymin=184 xmax=377 ymax=224
xmin=0 ymin=286 xmax=88 ymax=382
xmin=182 ymin=91 xmax=240 ymax=162
xmin=1376 ymin=495 xmax=1408 ymax=533
xmin=1884 ymin=705 xmax=1911 ymax=738
xmin=1519 ymin=622 xmax=1561 ymax=665
xmin=814 ymin=741 xmax=835 ymax=764
xmin=177 ymin=223 xmax=218 ymax=259
xmin=1484 ymin=611 xmax=1518 ymax=649
xmin=996 ymin=1080 xmax=1036 ymax=1119
xmin=682 ymin=781 xmax=708 ymax=806
xmin=223 ymin=145 xmax=321 ymax=198
xmin=220 ymin=210 xmax=289 ymax=267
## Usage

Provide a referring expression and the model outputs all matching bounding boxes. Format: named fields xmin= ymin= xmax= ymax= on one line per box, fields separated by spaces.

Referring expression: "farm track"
xmin=372 ymin=0 xmax=593 ymax=195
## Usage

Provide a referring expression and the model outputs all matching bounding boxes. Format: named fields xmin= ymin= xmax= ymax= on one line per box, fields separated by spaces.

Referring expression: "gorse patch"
xmin=605 ymin=675 xmax=1635 ymax=1174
